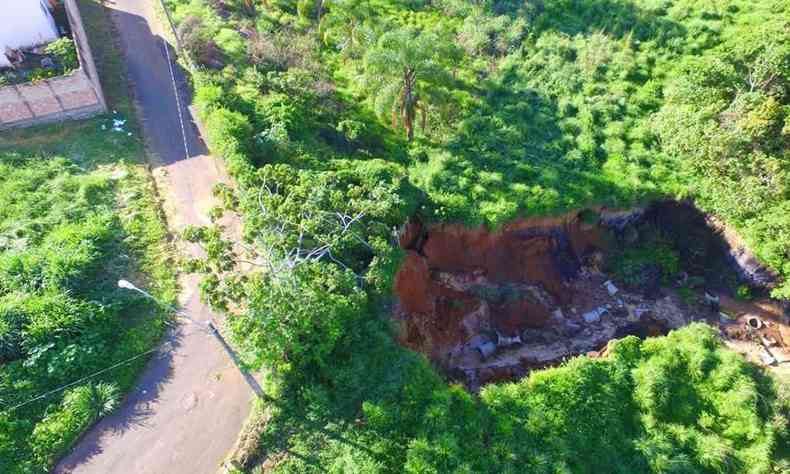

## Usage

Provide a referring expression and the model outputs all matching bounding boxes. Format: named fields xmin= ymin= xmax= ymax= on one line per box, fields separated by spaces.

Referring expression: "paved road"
xmin=55 ymin=1 xmax=251 ymax=473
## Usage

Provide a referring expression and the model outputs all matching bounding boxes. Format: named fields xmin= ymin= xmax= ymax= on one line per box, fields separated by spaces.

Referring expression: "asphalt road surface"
xmin=54 ymin=1 xmax=252 ymax=473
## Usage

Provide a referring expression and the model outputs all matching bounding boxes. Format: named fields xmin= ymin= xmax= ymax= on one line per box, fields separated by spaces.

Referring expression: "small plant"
xmin=336 ymin=119 xmax=366 ymax=143
xmin=609 ymin=231 xmax=681 ymax=289
xmin=45 ymin=38 xmax=79 ymax=73
xmin=677 ymin=285 xmax=697 ymax=305
xmin=28 ymin=67 xmax=58 ymax=83
xmin=736 ymin=284 xmax=753 ymax=301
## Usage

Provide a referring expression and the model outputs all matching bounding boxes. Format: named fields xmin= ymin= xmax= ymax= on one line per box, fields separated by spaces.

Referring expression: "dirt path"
xmin=54 ymin=1 xmax=252 ymax=473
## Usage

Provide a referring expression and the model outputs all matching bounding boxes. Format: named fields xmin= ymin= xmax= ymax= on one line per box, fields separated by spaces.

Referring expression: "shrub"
xmin=28 ymin=383 xmax=118 ymax=467
xmin=203 ymin=107 xmax=254 ymax=157
xmin=229 ymin=262 xmax=368 ymax=378
xmin=28 ymin=68 xmax=57 ymax=83
xmin=44 ymin=38 xmax=79 ymax=73
xmin=609 ymin=232 xmax=681 ymax=289
xmin=215 ymin=28 xmax=246 ymax=63
xmin=177 ymin=15 xmax=222 ymax=67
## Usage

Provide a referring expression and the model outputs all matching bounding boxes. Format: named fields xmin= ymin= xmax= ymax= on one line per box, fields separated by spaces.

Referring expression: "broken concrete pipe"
xmin=475 ymin=341 xmax=497 ymax=360
xmin=747 ymin=316 xmax=763 ymax=330
xmin=497 ymin=333 xmax=522 ymax=347
xmin=583 ymin=306 xmax=609 ymax=323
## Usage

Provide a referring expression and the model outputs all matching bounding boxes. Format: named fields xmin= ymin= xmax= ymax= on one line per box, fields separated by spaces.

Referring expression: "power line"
xmin=4 ymin=345 xmax=167 ymax=412
xmin=5 ymin=280 xmax=224 ymax=413
xmin=4 ymin=314 xmax=217 ymax=412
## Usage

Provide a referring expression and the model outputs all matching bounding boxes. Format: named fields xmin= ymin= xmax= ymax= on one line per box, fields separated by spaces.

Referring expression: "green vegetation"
xmin=609 ymin=230 xmax=681 ymax=289
xmin=45 ymin=38 xmax=80 ymax=73
xmin=737 ymin=284 xmax=754 ymax=301
xmin=240 ymin=324 xmax=788 ymax=473
xmin=166 ymin=0 xmax=790 ymax=471
xmin=0 ymin=145 xmax=176 ymax=474
xmin=0 ymin=38 xmax=80 ymax=86
xmin=0 ymin=153 xmax=175 ymax=473
xmin=0 ymin=1 xmax=176 ymax=472
xmin=171 ymin=0 xmax=790 ymax=294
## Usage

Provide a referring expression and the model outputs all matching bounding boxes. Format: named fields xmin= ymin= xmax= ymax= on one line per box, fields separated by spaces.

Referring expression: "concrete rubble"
xmin=393 ymin=205 xmax=790 ymax=391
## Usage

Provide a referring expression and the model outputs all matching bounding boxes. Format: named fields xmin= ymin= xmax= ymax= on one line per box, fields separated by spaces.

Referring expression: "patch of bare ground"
xmin=393 ymin=202 xmax=790 ymax=390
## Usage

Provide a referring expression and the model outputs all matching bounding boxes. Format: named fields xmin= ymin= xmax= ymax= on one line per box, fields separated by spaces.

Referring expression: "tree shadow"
xmin=498 ymin=0 xmax=687 ymax=45
xmin=418 ymin=81 xmax=643 ymax=226
xmin=52 ymin=322 xmax=183 ymax=473
xmin=110 ymin=8 xmax=208 ymax=163
xmin=209 ymin=324 xmax=267 ymax=399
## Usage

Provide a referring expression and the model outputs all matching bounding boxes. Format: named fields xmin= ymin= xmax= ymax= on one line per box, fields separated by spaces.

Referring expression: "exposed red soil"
xmin=395 ymin=251 xmax=433 ymax=315
xmin=493 ymin=298 xmax=550 ymax=335
xmin=418 ymin=216 xmax=607 ymax=298
xmin=393 ymin=205 xmax=790 ymax=390
xmin=394 ymin=210 xmax=607 ymax=368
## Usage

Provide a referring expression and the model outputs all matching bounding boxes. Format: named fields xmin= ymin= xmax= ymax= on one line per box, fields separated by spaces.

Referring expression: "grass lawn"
xmin=0 ymin=1 xmax=177 ymax=472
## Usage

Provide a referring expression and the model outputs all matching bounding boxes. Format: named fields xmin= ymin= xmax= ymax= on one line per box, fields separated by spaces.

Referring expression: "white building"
xmin=0 ymin=0 xmax=60 ymax=68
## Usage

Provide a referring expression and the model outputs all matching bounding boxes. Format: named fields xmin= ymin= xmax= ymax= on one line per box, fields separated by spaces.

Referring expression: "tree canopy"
xmin=165 ymin=0 xmax=790 ymax=471
xmin=363 ymin=27 xmax=456 ymax=141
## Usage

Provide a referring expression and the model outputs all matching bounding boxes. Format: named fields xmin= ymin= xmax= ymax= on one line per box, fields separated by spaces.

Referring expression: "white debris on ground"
xmin=719 ymin=308 xmax=790 ymax=376
xmin=100 ymin=110 xmax=133 ymax=136
xmin=583 ymin=306 xmax=607 ymax=323
xmin=443 ymin=263 xmax=790 ymax=391
xmin=112 ymin=118 xmax=126 ymax=132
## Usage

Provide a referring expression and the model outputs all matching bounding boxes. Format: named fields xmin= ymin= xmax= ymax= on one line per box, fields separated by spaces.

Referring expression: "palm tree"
xmin=319 ymin=0 xmax=376 ymax=59
xmin=363 ymin=28 xmax=452 ymax=141
xmin=239 ymin=0 xmax=258 ymax=16
xmin=64 ymin=382 xmax=119 ymax=423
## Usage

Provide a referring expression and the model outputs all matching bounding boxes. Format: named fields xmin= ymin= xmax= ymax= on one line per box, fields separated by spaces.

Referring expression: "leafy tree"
xmin=227 ymin=262 xmax=367 ymax=378
xmin=363 ymin=27 xmax=455 ymax=141
xmin=319 ymin=0 xmax=377 ymax=58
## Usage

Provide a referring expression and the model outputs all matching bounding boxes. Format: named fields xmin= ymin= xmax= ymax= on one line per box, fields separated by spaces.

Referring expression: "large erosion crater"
xmin=393 ymin=201 xmax=790 ymax=390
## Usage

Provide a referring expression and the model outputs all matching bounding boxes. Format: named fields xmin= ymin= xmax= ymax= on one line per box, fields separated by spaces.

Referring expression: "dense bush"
xmin=654 ymin=20 xmax=790 ymax=296
xmin=0 ymin=155 xmax=174 ymax=473
xmin=247 ymin=324 xmax=787 ymax=473
xmin=228 ymin=262 xmax=368 ymax=378
xmin=171 ymin=0 xmax=790 ymax=471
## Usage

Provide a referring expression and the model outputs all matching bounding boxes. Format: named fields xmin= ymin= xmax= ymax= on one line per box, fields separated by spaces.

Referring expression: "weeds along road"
xmin=55 ymin=0 xmax=252 ymax=472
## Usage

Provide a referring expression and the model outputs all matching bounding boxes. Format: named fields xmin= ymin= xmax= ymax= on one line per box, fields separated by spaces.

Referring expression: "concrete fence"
xmin=0 ymin=0 xmax=106 ymax=130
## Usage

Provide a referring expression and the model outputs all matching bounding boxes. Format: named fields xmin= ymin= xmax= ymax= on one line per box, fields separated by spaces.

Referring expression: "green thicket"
xmin=0 ymin=0 xmax=180 ymax=468
xmin=243 ymin=324 xmax=788 ymax=473
xmin=172 ymin=0 xmax=790 ymax=294
xmin=0 ymin=153 xmax=175 ymax=473
xmin=168 ymin=0 xmax=790 ymax=471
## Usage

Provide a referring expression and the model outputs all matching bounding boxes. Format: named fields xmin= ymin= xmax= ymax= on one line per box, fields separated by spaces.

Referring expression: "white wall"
xmin=1 ymin=0 xmax=59 ymax=67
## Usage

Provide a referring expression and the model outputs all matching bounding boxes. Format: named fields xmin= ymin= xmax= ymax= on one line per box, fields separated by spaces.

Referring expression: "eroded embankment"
xmin=393 ymin=202 xmax=790 ymax=390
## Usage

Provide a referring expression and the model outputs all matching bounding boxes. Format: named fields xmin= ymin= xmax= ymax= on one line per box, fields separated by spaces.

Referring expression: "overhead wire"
xmin=5 ymin=345 xmax=165 ymax=412
xmin=3 ymin=302 xmax=216 ymax=412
